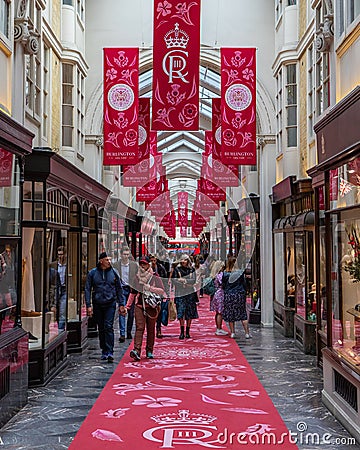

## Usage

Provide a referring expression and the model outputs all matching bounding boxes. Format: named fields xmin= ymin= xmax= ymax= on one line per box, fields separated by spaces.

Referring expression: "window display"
xmin=331 ymin=209 xmax=360 ymax=366
xmin=0 ymin=242 xmax=17 ymax=312
xmin=274 ymin=232 xmax=285 ymax=305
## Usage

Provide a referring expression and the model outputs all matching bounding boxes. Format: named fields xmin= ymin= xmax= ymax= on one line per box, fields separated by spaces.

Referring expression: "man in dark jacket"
xmin=85 ymin=252 xmax=125 ymax=362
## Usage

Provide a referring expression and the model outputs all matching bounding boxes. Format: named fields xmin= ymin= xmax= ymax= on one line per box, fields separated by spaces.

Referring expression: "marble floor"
xmin=0 ymin=320 xmax=358 ymax=449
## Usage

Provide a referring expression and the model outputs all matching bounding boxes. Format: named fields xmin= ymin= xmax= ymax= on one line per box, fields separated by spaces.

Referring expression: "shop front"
xmin=272 ymin=176 xmax=316 ymax=354
xmin=0 ymin=110 xmax=34 ymax=426
xmin=311 ymin=86 xmax=360 ymax=440
xmin=238 ymin=195 xmax=260 ymax=324
xmin=22 ymin=148 xmax=110 ymax=385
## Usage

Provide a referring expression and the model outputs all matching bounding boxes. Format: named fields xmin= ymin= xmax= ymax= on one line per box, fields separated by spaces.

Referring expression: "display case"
xmin=0 ymin=110 xmax=33 ymax=426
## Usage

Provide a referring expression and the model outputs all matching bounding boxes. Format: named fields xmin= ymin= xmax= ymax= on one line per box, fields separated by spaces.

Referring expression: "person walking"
xmin=149 ymin=254 xmax=168 ymax=339
xmin=114 ymin=246 xmax=138 ymax=342
xmin=125 ymin=256 xmax=165 ymax=360
xmin=222 ymin=256 xmax=251 ymax=339
xmin=209 ymin=260 xmax=227 ymax=336
xmin=49 ymin=246 xmax=67 ymax=331
xmin=172 ymin=254 xmax=198 ymax=339
xmin=85 ymin=252 xmax=125 ymax=362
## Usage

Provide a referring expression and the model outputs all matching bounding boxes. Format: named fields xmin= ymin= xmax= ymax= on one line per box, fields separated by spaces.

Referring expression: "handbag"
xmin=143 ymin=276 xmax=162 ymax=309
xmin=143 ymin=290 xmax=162 ymax=308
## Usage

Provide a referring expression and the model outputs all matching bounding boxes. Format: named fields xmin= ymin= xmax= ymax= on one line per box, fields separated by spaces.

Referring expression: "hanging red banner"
xmin=103 ymin=48 xmax=139 ymax=165
xmin=177 ymin=191 xmax=188 ymax=230
xmin=122 ymin=98 xmax=151 ymax=187
xmin=138 ymin=97 xmax=151 ymax=161
xmin=221 ymin=48 xmax=256 ymax=165
xmin=124 ymin=131 xmax=160 ymax=188
xmin=212 ymin=98 xmax=222 ymax=160
xmin=198 ymin=178 xmax=226 ymax=202
xmin=209 ymin=110 xmax=239 ymax=187
xmin=0 ymin=149 xmax=13 ymax=187
xmin=152 ymin=1 xmax=201 ymax=131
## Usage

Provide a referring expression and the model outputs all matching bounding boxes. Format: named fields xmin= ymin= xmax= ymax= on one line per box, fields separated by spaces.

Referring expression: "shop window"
xmin=46 ymin=188 xmax=69 ymax=224
xmin=46 ymin=229 xmax=68 ymax=339
xmin=274 ymin=232 xmax=286 ymax=305
xmin=286 ymin=233 xmax=295 ymax=307
xmin=23 ymin=180 xmax=45 ymax=221
xmin=330 ymin=209 xmax=360 ymax=366
xmin=21 ymin=228 xmax=44 ymax=349
xmin=0 ymin=241 xmax=18 ymax=316
xmin=68 ymin=231 xmax=80 ymax=321
xmin=329 ymin=158 xmax=360 ymax=210
xmin=295 ymin=231 xmax=315 ymax=321
xmin=318 ymin=186 xmax=327 ymax=332
xmin=0 ymin=151 xmax=20 ymax=235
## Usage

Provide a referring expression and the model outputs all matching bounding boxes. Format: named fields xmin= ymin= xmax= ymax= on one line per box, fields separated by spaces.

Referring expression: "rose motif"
xmin=182 ymin=103 xmax=197 ymax=120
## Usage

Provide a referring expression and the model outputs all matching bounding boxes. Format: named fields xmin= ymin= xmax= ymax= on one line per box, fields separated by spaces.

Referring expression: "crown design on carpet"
xmin=151 ymin=409 xmax=217 ymax=425
xmin=164 ymin=23 xmax=189 ymax=49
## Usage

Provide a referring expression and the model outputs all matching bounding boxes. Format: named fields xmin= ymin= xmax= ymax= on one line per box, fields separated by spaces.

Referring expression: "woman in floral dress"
xmin=209 ymin=260 xmax=227 ymax=335
xmin=222 ymin=256 xmax=251 ymax=339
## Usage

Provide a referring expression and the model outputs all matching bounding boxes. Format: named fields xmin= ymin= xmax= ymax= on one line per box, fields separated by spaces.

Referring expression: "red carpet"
xmin=70 ymin=302 xmax=298 ymax=449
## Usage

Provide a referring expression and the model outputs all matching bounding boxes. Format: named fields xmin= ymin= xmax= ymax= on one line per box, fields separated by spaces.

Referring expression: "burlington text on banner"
xmin=103 ymin=48 xmax=139 ymax=165
xmin=221 ymin=47 xmax=256 ymax=165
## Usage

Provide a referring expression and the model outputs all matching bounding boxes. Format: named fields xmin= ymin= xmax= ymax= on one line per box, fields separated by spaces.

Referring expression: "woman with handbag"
xmin=172 ymin=254 xmax=198 ymax=339
xmin=124 ymin=256 xmax=165 ymax=360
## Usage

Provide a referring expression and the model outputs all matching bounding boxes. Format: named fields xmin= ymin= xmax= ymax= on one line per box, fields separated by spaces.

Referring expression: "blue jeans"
xmin=93 ymin=301 xmax=117 ymax=355
xmin=119 ymin=286 xmax=134 ymax=336
xmin=58 ymin=286 xmax=67 ymax=330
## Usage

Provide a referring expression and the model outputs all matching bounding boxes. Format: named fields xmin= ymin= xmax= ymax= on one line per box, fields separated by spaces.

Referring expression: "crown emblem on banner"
xmin=164 ymin=23 xmax=189 ymax=49
xmin=151 ymin=410 xmax=217 ymax=425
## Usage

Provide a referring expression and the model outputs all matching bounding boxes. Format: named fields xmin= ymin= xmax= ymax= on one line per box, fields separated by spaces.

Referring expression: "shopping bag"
xmin=168 ymin=299 xmax=177 ymax=322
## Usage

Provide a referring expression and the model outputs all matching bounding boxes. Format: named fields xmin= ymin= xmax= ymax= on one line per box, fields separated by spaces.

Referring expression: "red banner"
xmin=212 ymin=98 xmax=222 ymax=160
xmin=122 ymin=98 xmax=151 ymax=186
xmin=103 ymin=48 xmax=139 ymax=165
xmin=221 ymin=48 xmax=256 ymax=165
xmin=177 ymin=191 xmax=188 ymax=237
xmin=209 ymin=109 xmax=239 ymax=187
xmin=198 ymin=178 xmax=226 ymax=202
xmin=152 ymin=1 xmax=201 ymax=131
xmin=0 ymin=149 xmax=13 ymax=187
xmin=138 ymin=97 xmax=151 ymax=161
xmin=124 ymin=131 xmax=160 ymax=188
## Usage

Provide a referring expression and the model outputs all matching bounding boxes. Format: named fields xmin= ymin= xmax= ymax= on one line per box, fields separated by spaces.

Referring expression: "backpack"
xmin=203 ymin=276 xmax=216 ymax=296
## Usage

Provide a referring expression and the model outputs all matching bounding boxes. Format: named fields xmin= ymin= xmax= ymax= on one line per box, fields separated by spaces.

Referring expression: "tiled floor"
xmin=0 ymin=320 xmax=358 ymax=449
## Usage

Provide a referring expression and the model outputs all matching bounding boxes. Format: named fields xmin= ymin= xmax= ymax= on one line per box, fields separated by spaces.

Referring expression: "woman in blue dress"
xmin=222 ymin=256 xmax=251 ymax=339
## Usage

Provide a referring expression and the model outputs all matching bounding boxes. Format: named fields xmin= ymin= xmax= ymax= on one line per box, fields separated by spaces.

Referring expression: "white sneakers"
xmin=215 ymin=329 xmax=228 ymax=336
xmin=215 ymin=329 xmax=252 ymax=339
